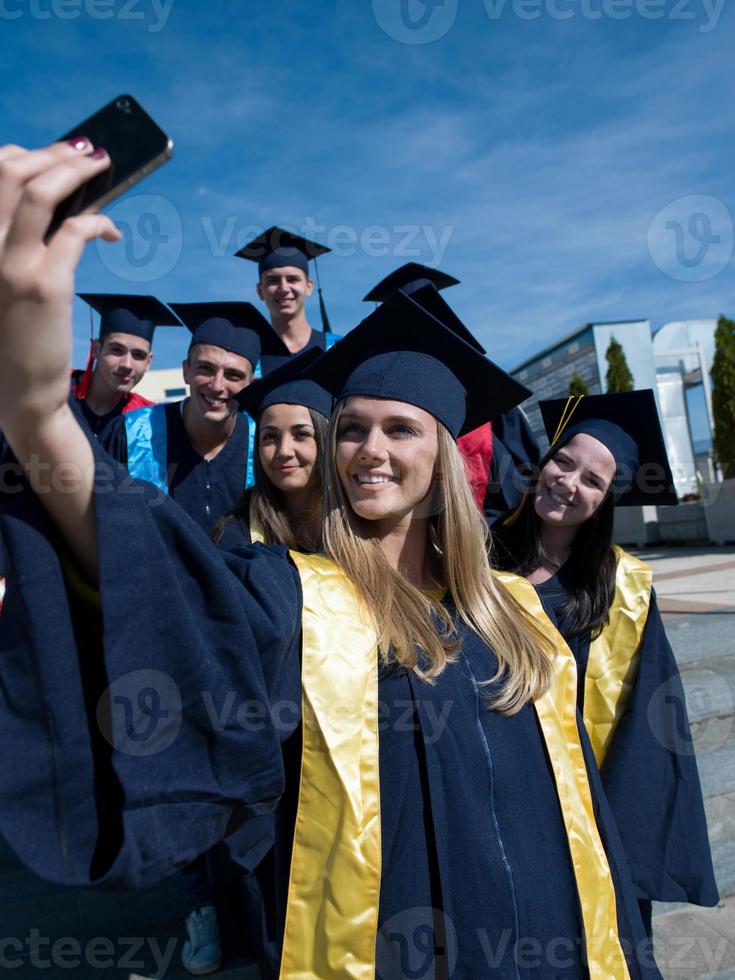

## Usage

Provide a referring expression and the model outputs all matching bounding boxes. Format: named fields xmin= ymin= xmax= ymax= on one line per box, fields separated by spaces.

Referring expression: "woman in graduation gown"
xmin=213 ymin=349 xmax=331 ymax=553
xmin=493 ymin=391 xmax=719 ymax=936
xmin=0 ymin=140 xmax=661 ymax=980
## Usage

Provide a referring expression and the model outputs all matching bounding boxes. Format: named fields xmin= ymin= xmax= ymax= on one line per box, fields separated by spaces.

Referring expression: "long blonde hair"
xmin=323 ymin=405 xmax=553 ymax=714
xmin=322 ymin=402 xmax=555 ymax=714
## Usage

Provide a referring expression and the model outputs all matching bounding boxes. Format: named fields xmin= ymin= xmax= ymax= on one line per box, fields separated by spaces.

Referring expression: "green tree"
xmin=568 ymin=372 xmax=589 ymax=397
xmin=605 ymin=336 xmax=634 ymax=393
xmin=711 ymin=314 xmax=735 ymax=479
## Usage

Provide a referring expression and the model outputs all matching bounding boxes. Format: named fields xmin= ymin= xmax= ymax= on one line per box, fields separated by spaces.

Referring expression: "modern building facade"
xmin=511 ymin=317 xmax=721 ymax=498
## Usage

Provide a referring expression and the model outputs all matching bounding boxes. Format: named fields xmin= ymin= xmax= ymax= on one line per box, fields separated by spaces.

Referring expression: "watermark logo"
xmin=0 ymin=0 xmax=175 ymax=32
xmin=376 ymin=907 xmax=458 ymax=979
xmin=372 ymin=0 xmax=458 ymax=43
xmin=97 ymin=669 xmax=182 ymax=757
xmin=96 ymin=194 xmax=182 ymax=282
xmin=647 ymin=194 xmax=733 ymax=282
xmin=647 ymin=670 xmax=734 ymax=757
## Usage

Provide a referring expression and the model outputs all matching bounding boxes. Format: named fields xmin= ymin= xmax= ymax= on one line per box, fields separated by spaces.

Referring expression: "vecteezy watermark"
xmin=96 ymin=193 xmax=183 ymax=282
xmin=647 ymin=195 xmax=734 ymax=282
xmin=0 ymin=0 xmax=175 ymax=31
xmin=96 ymin=676 xmax=456 ymax=757
xmin=97 ymin=669 xmax=182 ymax=757
xmin=377 ymin=907 xmax=458 ymax=979
xmin=203 ymin=218 xmax=455 ymax=266
xmin=0 ymin=930 xmax=177 ymax=976
xmin=647 ymin=671 xmax=735 ymax=757
xmin=372 ymin=0 xmax=459 ymax=43
xmin=372 ymin=0 xmax=724 ymax=38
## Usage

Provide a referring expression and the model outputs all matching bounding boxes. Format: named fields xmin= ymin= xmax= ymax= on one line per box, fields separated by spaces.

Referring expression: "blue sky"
xmin=2 ymin=0 xmax=733 ymax=374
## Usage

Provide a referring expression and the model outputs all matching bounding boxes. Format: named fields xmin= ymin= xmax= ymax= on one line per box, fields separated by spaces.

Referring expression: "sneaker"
xmin=182 ymin=905 xmax=223 ymax=976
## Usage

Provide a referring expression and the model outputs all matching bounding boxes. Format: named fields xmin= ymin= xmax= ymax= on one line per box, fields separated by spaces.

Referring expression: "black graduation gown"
xmin=484 ymin=408 xmax=541 ymax=523
xmin=0 ymin=444 xmax=661 ymax=979
xmin=69 ymin=393 xmax=126 ymax=438
xmin=258 ymin=328 xmax=330 ymax=376
xmin=100 ymin=401 xmax=251 ymax=533
xmin=535 ymin=569 xmax=719 ymax=912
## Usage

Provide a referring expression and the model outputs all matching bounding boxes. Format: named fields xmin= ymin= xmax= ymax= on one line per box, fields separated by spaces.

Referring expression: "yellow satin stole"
xmin=249 ymin=498 xmax=265 ymax=545
xmin=280 ymin=555 xmax=630 ymax=980
xmin=583 ymin=547 xmax=652 ymax=768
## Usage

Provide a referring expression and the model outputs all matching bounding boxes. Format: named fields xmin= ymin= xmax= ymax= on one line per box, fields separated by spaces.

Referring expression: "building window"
xmin=541 ymin=356 xmax=552 ymax=369
xmin=165 ymin=387 xmax=187 ymax=398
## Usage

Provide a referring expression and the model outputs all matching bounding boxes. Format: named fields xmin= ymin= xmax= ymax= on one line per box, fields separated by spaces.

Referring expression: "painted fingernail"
xmin=87 ymin=146 xmax=108 ymax=159
xmin=68 ymin=136 xmax=90 ymax=151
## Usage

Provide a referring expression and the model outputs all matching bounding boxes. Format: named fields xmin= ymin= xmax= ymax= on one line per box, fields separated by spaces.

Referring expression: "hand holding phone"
xmin=47 ymin=94 xmax=174 ymax=239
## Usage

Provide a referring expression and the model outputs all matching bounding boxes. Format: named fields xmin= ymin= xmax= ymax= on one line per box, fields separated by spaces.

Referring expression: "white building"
xmin=134 ymin=368 xmax=189 ymax=404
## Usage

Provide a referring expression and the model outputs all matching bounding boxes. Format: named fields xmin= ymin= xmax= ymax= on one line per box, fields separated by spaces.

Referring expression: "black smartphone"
xmin=46 ymin=94 xmax=174 ymax=239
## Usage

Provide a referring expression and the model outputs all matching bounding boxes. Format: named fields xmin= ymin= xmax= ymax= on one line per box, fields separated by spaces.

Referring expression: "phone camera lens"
xmin=116 ymin=97 xmax=132 ymax=113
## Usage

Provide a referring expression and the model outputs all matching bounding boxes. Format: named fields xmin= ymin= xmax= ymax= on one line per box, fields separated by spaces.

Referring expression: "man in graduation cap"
xmin=364 ymin=263 xmax=541 ymax=520
xmin=100 ymin=302 xmax=283 ymax=535
xmin=235 ymin=226 xmax=341 ymax=376
xmin=70 ymin=294 xmax=180 ymax=436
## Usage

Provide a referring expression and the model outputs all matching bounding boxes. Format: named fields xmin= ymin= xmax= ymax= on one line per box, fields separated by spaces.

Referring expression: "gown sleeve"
xmin=0 ymin=438 xmax=302 ymax=893
xmin=600 ymin=590 xmax=719 ymax=906
xmin=485 ymin=406 xmax=541 ymax=521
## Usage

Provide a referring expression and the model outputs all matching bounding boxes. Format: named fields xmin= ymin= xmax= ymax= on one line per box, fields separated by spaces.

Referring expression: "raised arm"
xmin=0 ymin=140 xmax=121 ymax=579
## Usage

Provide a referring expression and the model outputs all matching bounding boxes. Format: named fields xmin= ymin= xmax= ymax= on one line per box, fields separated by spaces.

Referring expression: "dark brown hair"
xmin=492 ymin=443 xmax=617 ymax=638
xmin=212 ymin=408 xmax=328 ymax=550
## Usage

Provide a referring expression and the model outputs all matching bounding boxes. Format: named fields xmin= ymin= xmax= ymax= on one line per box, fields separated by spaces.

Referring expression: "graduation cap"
xmin=78 ymin=293 xmax=181 ymax=343
xmin=406 ymin=283 xmax=486 ymax=354
xmin=236 ymin=348 xmax=332 ymax=419
xmin=235 ymin=226 xmax=334 ymax=333
xmin=363 ymin=262 xmax=460 ymax=303
xmin=75 ymin=293 xmax=181 ymax=399
xmin=169 ymin=302 xmax=289 ymax=368
xmin=538 ymin=390 xmax=677 ymax=506
xmin=304 ymin=291 xmax=530 ymax=439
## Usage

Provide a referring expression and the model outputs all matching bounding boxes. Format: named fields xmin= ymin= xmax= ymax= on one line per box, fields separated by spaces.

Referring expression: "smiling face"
xmin=92 ymin=332 xmax=152 ymax=396
xmin=182 ymin=344 xmax=252 ymax=425
xmin=257 ymin=265 xmax=314 ymax=321
xmin=534 ymin=432 xmax=617 ymax=530
xmin=258 ymin=403 xmax=319 ymax=494
xmin=334 ymin=396 xmax=439 ymax=528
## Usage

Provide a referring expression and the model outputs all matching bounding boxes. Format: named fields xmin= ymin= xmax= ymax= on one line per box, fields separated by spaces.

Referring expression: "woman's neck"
xmin=539 ymin=522 xmax=577 ymax=568
xmin=373 ymin=516 xmax=438 ymax=590
xmin=284 ymin=487 xmax=321 ymax=551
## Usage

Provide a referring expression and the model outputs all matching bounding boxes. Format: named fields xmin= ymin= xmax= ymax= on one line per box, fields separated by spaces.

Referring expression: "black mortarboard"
xmin=538 ymin=390 xmax=677 ymax=506
xmin=234 ymin=227 xmax=330 ymax=277
xmin=304 ymin=291 xmax=530 ymax=439
xmin=235 ymin=226 xmax=334 ymax=332
xmin=77 ymin=293 xmax=181 ymax=343
xmin=405 ymin=283 xmax=486 ymax=354
xmin=236 ymin=348 xmax=332 ymax=419
xmin=363 ymin=262 xmax=460 ymax=303
xmin=169 ymin=302 xmax=288 ymax=368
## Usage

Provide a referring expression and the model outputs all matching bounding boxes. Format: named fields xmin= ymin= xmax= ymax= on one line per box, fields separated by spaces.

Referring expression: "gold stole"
xmin=249 ymin=498 xmax=265 ymax=545
xmin=280 ymin=554 xmax=630 ymax=980
xmin=583 ymin=547 xmax=652 ymax=768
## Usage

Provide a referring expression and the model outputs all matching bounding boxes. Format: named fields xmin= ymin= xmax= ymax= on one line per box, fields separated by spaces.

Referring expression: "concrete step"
xmin=653 ymin=895 xmax=735 ymax=980
xmin=693 ymin=737 xmax=735 ymax=799
xmin=665 ymin=614 xmax=735 ymax=668
xmin=681 ymin=656 xmax=735 ymax=725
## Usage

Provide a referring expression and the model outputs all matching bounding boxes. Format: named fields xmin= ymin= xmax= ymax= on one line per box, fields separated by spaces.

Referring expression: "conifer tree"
xmin=568 ymin=372 xmax=589 ymax=397
xmin=605 ymin=336 xmax=634 ymax=393
xmin=711 ymin=314 xmax=735 ymax=479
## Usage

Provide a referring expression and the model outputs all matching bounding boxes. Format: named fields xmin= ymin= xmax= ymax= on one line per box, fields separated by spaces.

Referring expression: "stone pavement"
xmin=637 ymin=545 xmax=735 ymax=978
